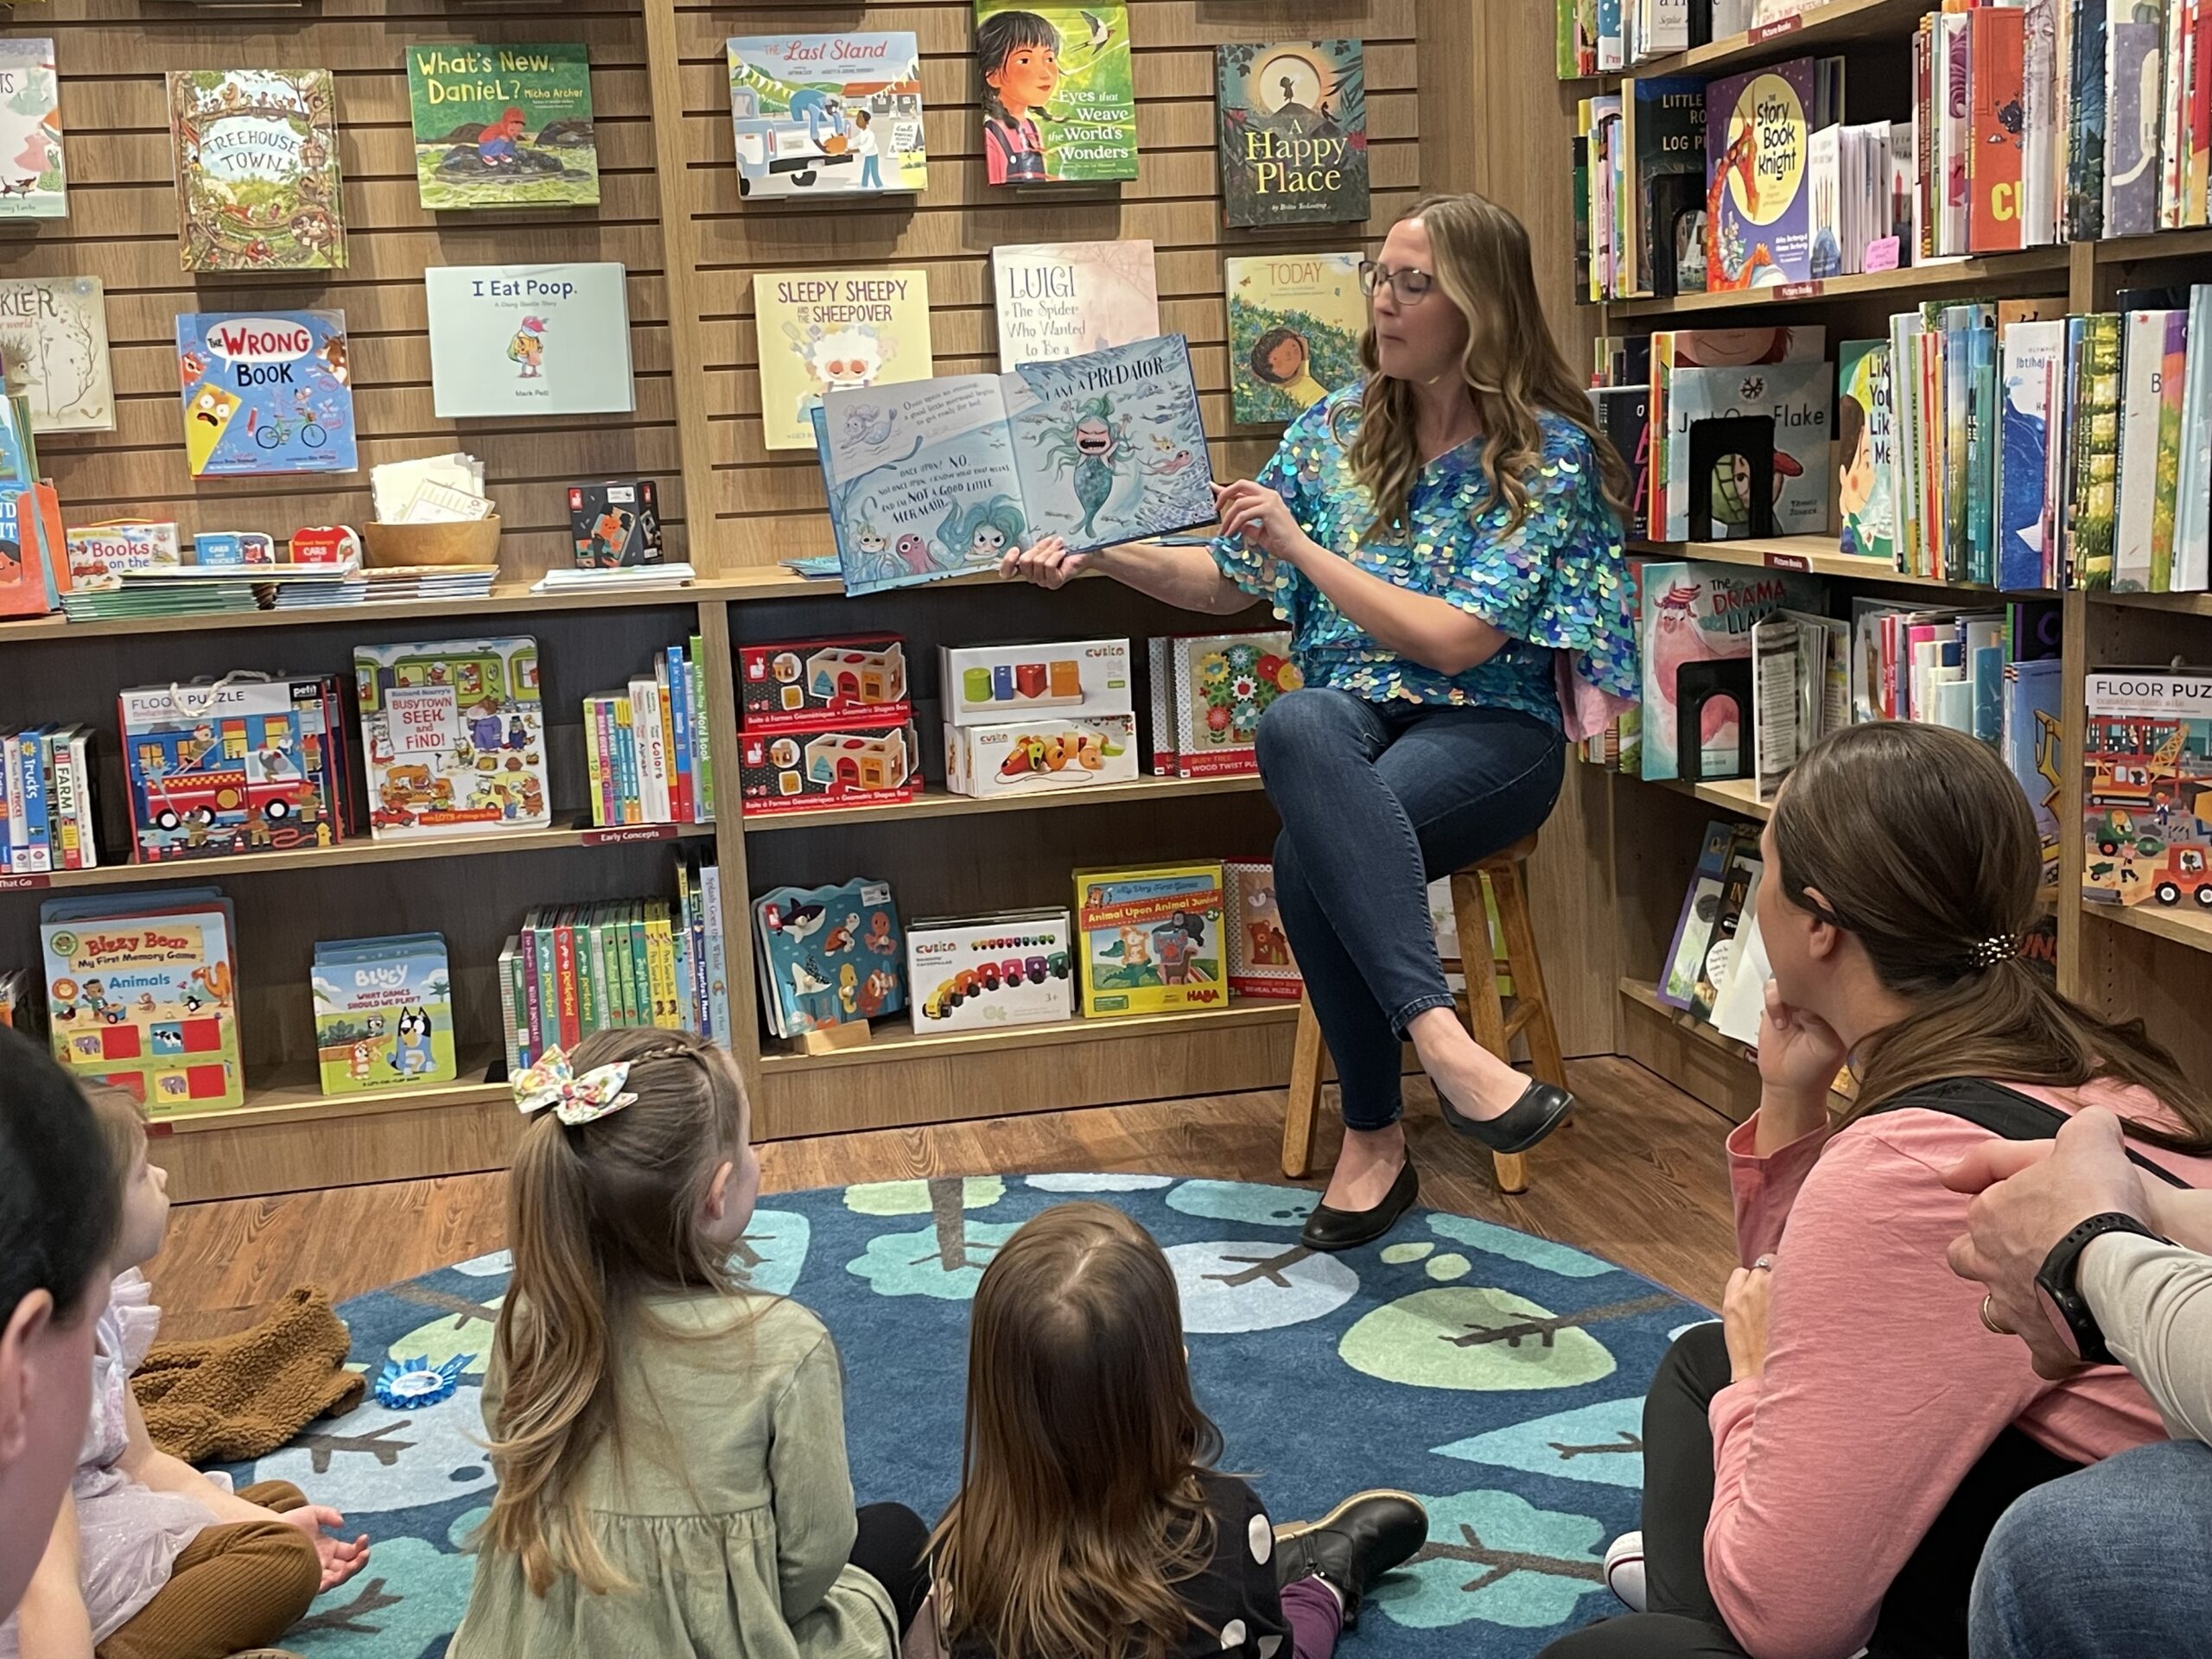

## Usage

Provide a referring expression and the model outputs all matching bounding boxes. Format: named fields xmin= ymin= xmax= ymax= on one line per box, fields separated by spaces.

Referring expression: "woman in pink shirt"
xmin=1543 ymin=721 xmax=2212 ymax=1659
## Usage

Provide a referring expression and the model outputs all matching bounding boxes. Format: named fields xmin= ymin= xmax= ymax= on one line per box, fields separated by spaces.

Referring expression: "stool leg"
xmin=1491 ymin=855 xmax=1568 ymax=1090
xmin=1451 ymin=873 xmax=1526 ymax=1196
xmin=1282 ymin=995 xmax=1326 ymax=1179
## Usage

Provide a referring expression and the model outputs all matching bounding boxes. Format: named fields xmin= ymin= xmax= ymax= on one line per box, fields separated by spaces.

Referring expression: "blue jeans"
xmin=1970 ymin=1437 xmax=2212 ymax=1659
xmin=1255 ymin=689 xmax=1564 ymax=1133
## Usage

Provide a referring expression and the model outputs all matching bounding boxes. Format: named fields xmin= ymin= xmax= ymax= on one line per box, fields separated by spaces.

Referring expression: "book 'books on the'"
xmin=816 ymin=334 xmax=1214 ymax=595
xmin=0 ymin=276 xmax=111 ymax=434
xmin=992 ymin=240 xmax=1159 ymax=366
xmin=175 ymin=311 xmax=356 ymax=480
xmin=353 ymin=637 xmax=550 ymax=840
xmin=0 ymin=40 xmax=63 ymax=220
xmin=753 ymin=268 xmax=933 ymax=451
xmin=424 ymin=264 xmax=634 ymax=419
xmin=1224 ymin=251 xmax=1366 ymax=426
xmin=1215 ymin=41 xmax=1367 ymax=229
xmin=726 ymin=34 xmax=926 ymax=200
xmin=167 ymin=69 xmax=346 ymax=272
xmin=976 ymin=1 xmax=1137 ymax=186
xmin=407 ymin=42 xmax=599 ymax=211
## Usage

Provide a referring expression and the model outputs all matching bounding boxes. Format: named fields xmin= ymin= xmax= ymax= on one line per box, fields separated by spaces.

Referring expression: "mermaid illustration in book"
xmin=935 ymin=493 xmax=1027 ymax=569
xmin=1025 ymin=395 xmax=1135 ymax=539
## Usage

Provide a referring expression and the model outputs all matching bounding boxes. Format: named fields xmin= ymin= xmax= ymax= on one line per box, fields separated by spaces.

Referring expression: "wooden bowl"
xmin=361 ymin=516 xmax=503 ymax=569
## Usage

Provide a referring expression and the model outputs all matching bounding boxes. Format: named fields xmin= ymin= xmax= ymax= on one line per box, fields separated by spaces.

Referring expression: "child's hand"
xmin=999 ymin=534 xmax=1090 ymax=588
xmin=279 ymin=1504 xmax=372 ymax=1590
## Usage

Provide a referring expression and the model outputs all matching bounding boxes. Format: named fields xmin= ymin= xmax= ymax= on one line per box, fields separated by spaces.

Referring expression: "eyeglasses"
xmin=1358 ymin=260 xmax=1435 ymax=306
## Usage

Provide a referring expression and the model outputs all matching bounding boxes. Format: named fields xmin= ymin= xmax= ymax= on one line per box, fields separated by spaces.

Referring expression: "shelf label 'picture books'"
xmin=1215 ymin=41 xmax=1367 ymax=229
xmin=407 ymin=42 xmax=599 ymax=211
xmin=353 ymin=637 xmax=550 ymax=840
xmin=425 ymin=264 xmax=634 ymax=419
xmin=0 ymin=40 xmax=63 ymax=219
xmin=992 ymin=240 xmax=1160 ymax=366
xmin=754 ymin=269 xmax=933 ymax=452
xmin=1225 ymin=251 xmax=1366 ymax=426
xmin=167 ymin=69 xmax=346 ymax=272
xmin=726 ymin=34 xmax=926 ymax=200
xmin=976 ymin=1 xmax=1137 ymax=185
xmin=175 ymin=310 xmax=356 ymax=479
xmin=817 ymin=334 xmax=1213 ymax=595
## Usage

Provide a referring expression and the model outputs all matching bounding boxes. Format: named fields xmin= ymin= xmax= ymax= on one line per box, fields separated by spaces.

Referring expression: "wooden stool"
xmin=1281 ymin=832 xmax=1567 ymax=1195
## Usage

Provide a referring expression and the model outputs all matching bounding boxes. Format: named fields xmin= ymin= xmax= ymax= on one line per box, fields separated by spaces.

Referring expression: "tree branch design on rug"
xmin=1549 ymin=1432 xmax=1643 ymax=1462
xmin=1412 ymin=1521 xmax=1609 ymax=1594
xmin=1445 ymin=1293 xmax=1679 ymax=1350
xmin=297 ymin=1422 xmax=413 ymax=1474
xmin=289 ymin=1578 xmax=404 ymax=1637
xmin=1202 ymin=1242 xmax=1314 ymax=1288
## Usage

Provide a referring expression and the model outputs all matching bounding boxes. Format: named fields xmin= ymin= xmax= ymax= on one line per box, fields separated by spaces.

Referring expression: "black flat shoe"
xmin=1438 ymin=1077 xmax=1577 ymax=1155
xmin=1274 ymin=1490 xmax=1429 ymax=1629
xmin=1300 ymin=1158 xmax=1417 ymax=1253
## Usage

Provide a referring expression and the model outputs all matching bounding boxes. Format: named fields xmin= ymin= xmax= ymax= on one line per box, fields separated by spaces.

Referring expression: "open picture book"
xmin=814 ymin=334 xmax=1213 ymax=595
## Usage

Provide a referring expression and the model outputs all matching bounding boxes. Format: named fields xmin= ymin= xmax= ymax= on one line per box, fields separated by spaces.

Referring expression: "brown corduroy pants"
xmin=95 ymin=1480 xmax=322 ymax=1659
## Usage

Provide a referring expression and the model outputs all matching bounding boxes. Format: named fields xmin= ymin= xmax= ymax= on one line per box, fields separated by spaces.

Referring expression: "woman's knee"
xmin=1254 ymin=688 xmax=1363 ymax=779
xmin=1654 ymin=1320 xmax=1731 ymax=1402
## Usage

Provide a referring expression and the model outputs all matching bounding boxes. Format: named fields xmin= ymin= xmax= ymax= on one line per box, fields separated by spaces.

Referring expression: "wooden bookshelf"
xmin=2084 ymin=899 xmax=2212 ymax=957
xmin=1605 ymin=247 xmax=2072 ymax=319
xmin=759 ymin=997 xmax=1302 ymax=1074
xmin=2088 ymin=588 xmax=2212 ymax=617
xmin=1656 ymin=775 xmax=1771 ymax=822
xmin=741 ymin=776 xmax=1264 ymax=834
xmin=1630 ymin=534 xmax=2031 ymax=593
xmin=1612 ymin=0 xmax=1932 ymax=79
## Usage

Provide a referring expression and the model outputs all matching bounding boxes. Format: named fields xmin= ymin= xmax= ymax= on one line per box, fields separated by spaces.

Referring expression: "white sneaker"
xmin=1603 ymin=1531 xmax=1647 ymax=1612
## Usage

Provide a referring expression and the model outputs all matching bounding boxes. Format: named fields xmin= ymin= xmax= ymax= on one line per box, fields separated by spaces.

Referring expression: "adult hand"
xmin=1942 ymin=1107 xmax=2150 ymax=1380
xmin=998 ymin=534 xmax=1090 ymax=589
xmin=1722 ymin=1262 xmax=1774 ymax=1383
xmin=1756 ymin=979 xmax=1847 ymax=1098
xmin=278 ymin=1504 xmax=372 ymax=1590
xmin=1212 ymin=479 xmax=1309 ymax=564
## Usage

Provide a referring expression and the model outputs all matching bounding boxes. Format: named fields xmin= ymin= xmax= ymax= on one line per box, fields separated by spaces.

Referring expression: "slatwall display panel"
xmin=675 ymin=0 xmax=1420 ymax=563
xmin=12 ymin=2 xmax=678 ymax=582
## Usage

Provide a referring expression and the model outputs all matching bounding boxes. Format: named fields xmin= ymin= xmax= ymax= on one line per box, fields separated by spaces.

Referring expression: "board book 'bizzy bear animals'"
xmin=312 ymin=933 xmax=458 ymax=1095
xmin=407 ymin=42 xmax=599 ymax=210
xmin=815 ymin=334 xmax=1212 ymax=595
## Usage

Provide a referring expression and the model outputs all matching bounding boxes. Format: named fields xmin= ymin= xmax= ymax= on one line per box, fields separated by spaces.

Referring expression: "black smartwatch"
xmin=2035 ymin=1211 xmax=2170 ymax=1366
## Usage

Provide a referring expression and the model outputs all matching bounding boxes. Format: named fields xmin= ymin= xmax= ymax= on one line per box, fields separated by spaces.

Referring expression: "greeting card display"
xmin=175 ymin=311 xmax=356 ymax=479
xmin=424 ymin=264 xmax=634 ymax=419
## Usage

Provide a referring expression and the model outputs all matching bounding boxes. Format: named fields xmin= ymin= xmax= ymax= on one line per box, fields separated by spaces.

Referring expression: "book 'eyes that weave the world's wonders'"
xmin=166 ymin=69 xmax=346 ymax=272
xmin=1215 ymin=41 xmax=1367 ymax=229
xmin=406 ymin=41 xmax=600 ymax=211
xmin=0 ymin=40 xmax=64 ymax=220
xmin=974 ymin=1 xmax=1137 ymax=186
xmin=725 ymin=33 xmax=926 ymax=200
xmin=1224 ymin=251 xmax=1366 ymax=426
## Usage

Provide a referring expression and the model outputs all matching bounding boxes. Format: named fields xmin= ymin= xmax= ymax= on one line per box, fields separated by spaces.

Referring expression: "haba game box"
xmin=41 ymin=888 xmax=244 ymax=1115
xmin=353 ymin=636 xmax=549 ymax=838
xmin=1071 ymin=861 xmax=1226 ymax=1017
xmin=311 ymin=932 xmax=458 ymax=1096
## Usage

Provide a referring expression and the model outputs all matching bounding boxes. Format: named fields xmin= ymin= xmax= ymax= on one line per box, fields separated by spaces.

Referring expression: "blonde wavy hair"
xmin=1344 ymin=192 xmax=1633 ymax=543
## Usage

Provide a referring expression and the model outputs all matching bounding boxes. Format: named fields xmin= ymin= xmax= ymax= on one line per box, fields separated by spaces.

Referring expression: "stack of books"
xmin=1558 ymin=0 xmax=1802 ymax=76
xmin=582 ymin=639 xmax=715 ymax=828
xmin=271 ymin=564 xmax=500 ymax=609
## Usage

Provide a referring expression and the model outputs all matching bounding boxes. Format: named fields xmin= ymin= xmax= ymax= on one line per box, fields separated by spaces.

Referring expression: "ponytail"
xmin=479 ymin=1028 xmax=750 ymax=1596
xmin=1773 ymin=723 xmax=2212 ymax=1154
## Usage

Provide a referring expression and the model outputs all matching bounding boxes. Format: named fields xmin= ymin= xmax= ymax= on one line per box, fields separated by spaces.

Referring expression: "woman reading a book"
xmin=1001 ymin=192 xmax=1637 ymax=1249
xmin=1540 ymin=721 xmax=2212 ymax=1659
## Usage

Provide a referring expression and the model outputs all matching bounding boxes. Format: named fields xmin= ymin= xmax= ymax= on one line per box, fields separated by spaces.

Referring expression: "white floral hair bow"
xmin=512 ymin=1046 xmax=637 ymax=1126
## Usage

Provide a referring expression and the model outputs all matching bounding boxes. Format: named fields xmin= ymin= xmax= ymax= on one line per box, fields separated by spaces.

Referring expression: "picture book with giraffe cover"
xmin=406 ymin=42 xmax=600 ymax=211
xmin=41 ymin=888 xmax=243 ymax=1116
xmin=423 ymin=264 xmax=634 ymax=419
xmin=1215 ymin=41 xmax=1366 ymax=228
xmin=725 ymin=34 xmax=926 ymax=201
xmin=973 ymin=2 xmax=1136 ymax=186
xmin=312 ymin=933 xmax=458 ymax=1096
xmin=0 ymin=40 xmax=64 ymax=220
xmin=1224 ymin=251 xmax=1365 ymax=425
xmin=816 ymin=334 xmax=1211 ymax=594
xmin=353 ymin=636 xmax=550 ymax=840
xmin=753 ymin=268 xmax=933 ymax=451
xmin=166 ymin=69 xmax=346 ymax=272
xmin=175 ymin=310 xmax=357 ymax=479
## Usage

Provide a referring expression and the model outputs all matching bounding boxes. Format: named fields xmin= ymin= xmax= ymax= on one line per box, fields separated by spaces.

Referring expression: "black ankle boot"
xmin=1273 ymin=1491 xmax=1429 ymax=1630
xmin=1299 ymin=1160 xmax=1418 ymax=1253
xmin=1437 ymin=1077 xmax=1576 ymax=1154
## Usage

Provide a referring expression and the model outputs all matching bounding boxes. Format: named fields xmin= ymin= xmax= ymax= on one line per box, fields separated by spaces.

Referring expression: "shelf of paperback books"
xmin=2084 ymin=896 xmax=2212 ymax=957
xmin=1630 ymin=536 xmax=2024 ymax=594
xmin=738 ymin=776 xmax=1266 ymax=835
xmin=1605 ymin=249 xmax=2075 ymax=320
xmin=1602 ymin=0 xmax=1932 ymax=81
xmin=1618 ymin=976 xmax=1854 ymax=1124
xmin=757 ymin=995 xmax=1303 ymax=1076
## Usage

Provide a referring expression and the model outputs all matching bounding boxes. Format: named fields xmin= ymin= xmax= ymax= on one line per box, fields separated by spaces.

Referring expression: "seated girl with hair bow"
xmin=449 ymin=1029 xmax=932 ymax=1659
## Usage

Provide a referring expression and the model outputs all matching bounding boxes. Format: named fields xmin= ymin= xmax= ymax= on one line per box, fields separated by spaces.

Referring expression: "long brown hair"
xmin=1344 ymin=191 xmax=1633 ymax=543
xmin=931 ymin=1203 xmax=1224 ymax=1659
xmin=1771 ymin=722 xmax=2212 ymax=1152
xmin=481 ymin=1028 xmax=749 ymax=1595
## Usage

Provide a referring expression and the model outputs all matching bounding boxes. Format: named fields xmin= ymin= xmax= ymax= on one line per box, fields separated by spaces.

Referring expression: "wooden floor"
xmin=146 ymin=1058 xmax=1741 ymax=1342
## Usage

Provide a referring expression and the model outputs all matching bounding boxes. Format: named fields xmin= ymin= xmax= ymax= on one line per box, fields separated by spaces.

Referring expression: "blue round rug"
xmin=222 ymin=1176 xmax=1708 ymax=1658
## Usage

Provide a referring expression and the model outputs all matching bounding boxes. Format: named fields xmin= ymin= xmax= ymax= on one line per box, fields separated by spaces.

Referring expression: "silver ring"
xmin=1980 ymin=1294 xmax=2011 ymax=1336
xmin=1751 ymin=1254 xmax=1776 ymax=1272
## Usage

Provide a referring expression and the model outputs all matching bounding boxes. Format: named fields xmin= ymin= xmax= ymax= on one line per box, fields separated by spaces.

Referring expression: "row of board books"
xmin=500 ymin=853 xmax=730 ymax=1075
xmin=752 ymin=244 xmax=1365 ymax=458
xmin=2 ymin=723 xmax=98 ymax=873
xmin=582 ymin=639 xmax=717 ymax=830
xmin=313 ymin=934 xmax=457 ymax=1096
xmin=2082 ymin=667 xmax=2212 ymax=909
xmin=1557 ymin=0 xmax=1806 ymax=76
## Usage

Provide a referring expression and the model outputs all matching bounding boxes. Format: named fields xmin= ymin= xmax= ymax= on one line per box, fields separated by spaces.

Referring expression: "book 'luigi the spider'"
xmin=815 ymin=334 xmax=1214 ymax=596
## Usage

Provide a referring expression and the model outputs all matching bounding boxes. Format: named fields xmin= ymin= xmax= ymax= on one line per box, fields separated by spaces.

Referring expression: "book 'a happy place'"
xmin=816 ymin=334 xmax=1212 ymax=594
xmin=175 ymin=310 xmax=356 ymax=479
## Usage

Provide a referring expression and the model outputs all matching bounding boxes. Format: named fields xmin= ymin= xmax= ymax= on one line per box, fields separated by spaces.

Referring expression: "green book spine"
xmin=586 ymin=914 xmax=612 ymax=1033
xmin=2072 ymin=315 xmax=2123 ymax=589
xmin=688 ymin=634 xmax=715 ymax=820
xmin=627 ymin=903 xmax=652 ymax=1027
xmin=532 ymin=912 xmax=559 ymax=1053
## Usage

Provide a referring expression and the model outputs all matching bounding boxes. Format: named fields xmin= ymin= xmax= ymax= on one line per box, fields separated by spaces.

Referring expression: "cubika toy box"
xmin=1146 ymin=631 xmax=1300 ymax=777
xmin=906 ymin=908 xmax=1073 ymax=1033
xmin=943 ymin=714 xmax=1137 ymax=798
xmin=1071 ymin=861 xmax=1226 ymax=1017
xmin=940 ymin=639 xmax=1133 ymax=727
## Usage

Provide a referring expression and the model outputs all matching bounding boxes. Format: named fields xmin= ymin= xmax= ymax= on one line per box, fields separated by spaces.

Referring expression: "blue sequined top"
xmin=1210 ymin=388 xmax=1637 ymax=728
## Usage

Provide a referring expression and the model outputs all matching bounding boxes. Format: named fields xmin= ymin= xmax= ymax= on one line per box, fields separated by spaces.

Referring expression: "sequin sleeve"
xmin=1210 ymin=404 xmax=1325 ymax=622
xmin=1438 ymin=428 xmax=1640 ymax=702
